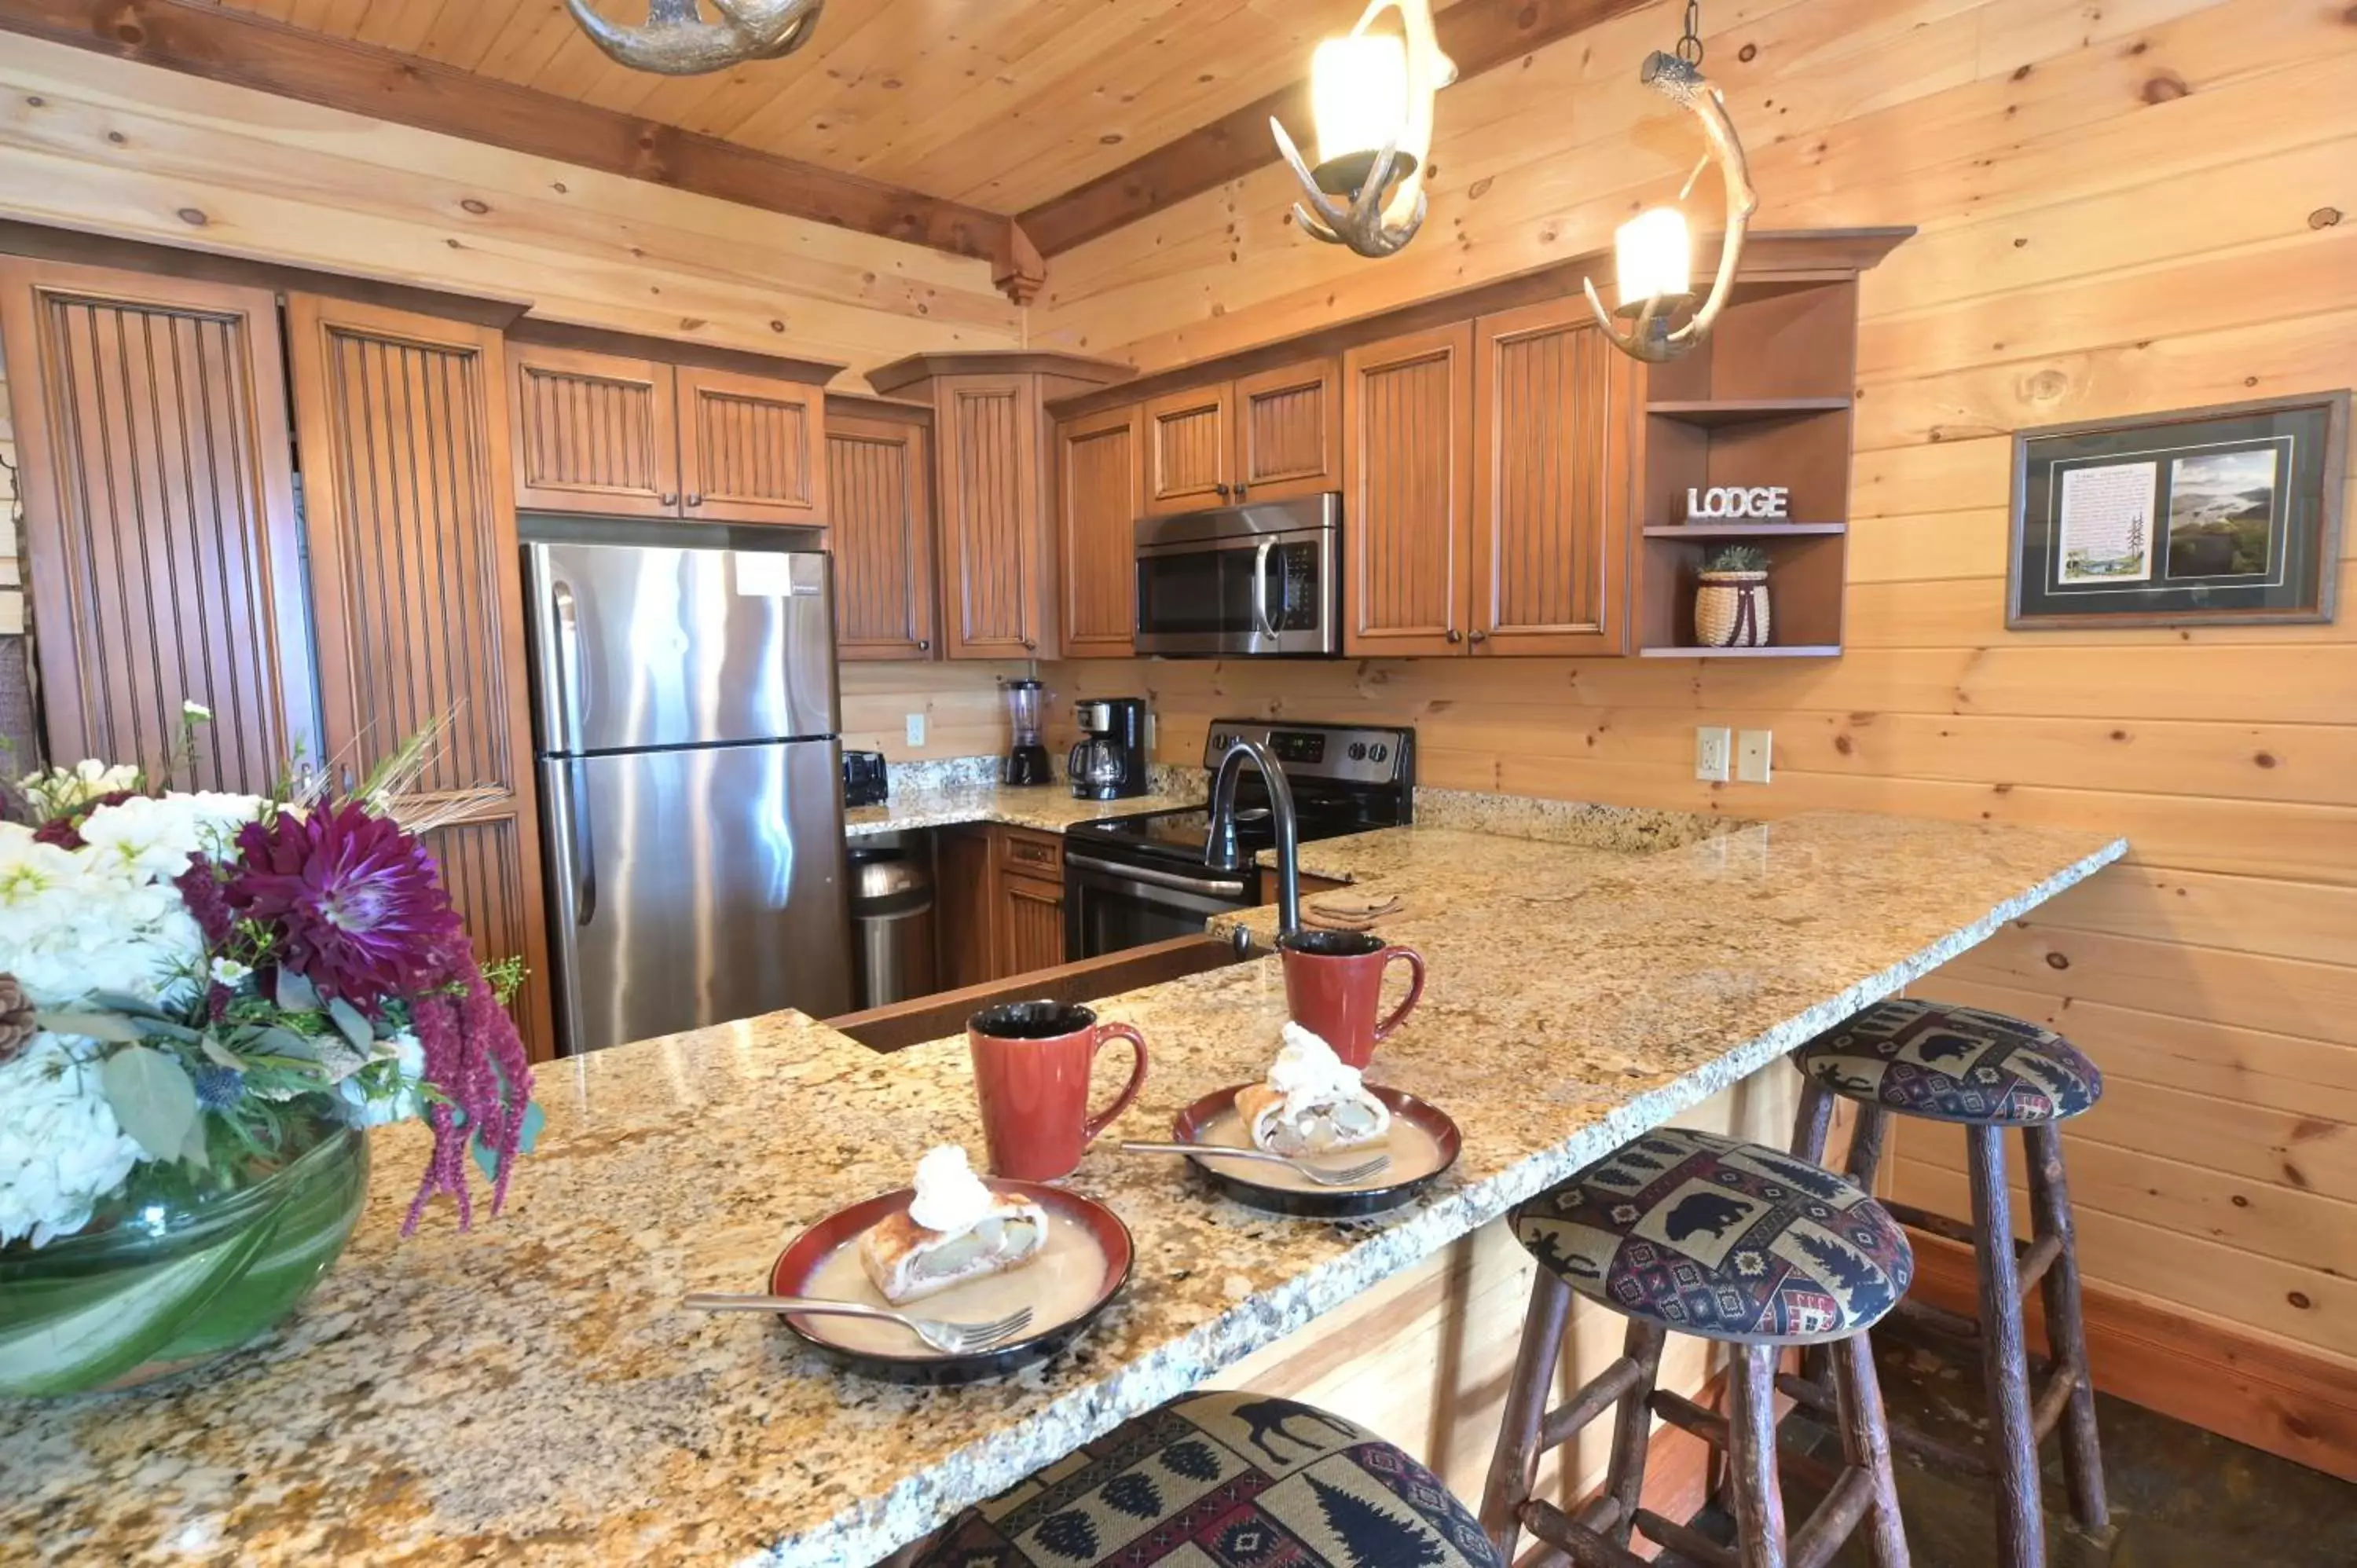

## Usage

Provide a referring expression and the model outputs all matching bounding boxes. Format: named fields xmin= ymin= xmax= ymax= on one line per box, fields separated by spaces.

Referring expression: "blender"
xmin=1002 ymin=678 xmax=1053 ymax=786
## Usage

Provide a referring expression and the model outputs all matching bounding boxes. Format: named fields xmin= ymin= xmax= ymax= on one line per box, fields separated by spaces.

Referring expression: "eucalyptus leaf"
xmin=98 ymin=1046 xmax=201 ymax=1163
xmin=199 ymin=1036 xmax=248 ymax=1072
xmin=35 ymin=1011 xmax=147 ymax=1044
xmin=313 ymin=1037 xmax=368 ymax=1084
xmin=178 ymin=1109 xmax=212 ymax=1171
xmin=471 ymin=1102 xmax=545 ymax=1184
xmin=326 ymin=996 xmax=374 ymax=1055
xmin=85 ymin=989 xmax=173 ymax=1019
xmin=134 ymin=1017 xmax=203 ymax=1044
xmin=275 ymin=969 xmax=321 ymax=1013
xmin=250 ymin=1027 xmax=321 ymax=1060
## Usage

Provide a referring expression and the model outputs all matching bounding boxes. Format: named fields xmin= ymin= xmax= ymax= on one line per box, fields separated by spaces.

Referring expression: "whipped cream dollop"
xmin=1268 ymin=1023 xmax=1364 ymax=1115
xmin=907 ymin=1145 xmax=993 ymax=1233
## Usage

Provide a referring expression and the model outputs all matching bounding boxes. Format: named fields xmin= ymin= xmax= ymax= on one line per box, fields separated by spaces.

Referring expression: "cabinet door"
xmin=0 ymin=258 xmax=317 ymax=789
xmin=935 ymin=376 xmax=1051 ymax=658
xmin=1233 ymin=358 xmax=1341 ymax=502
xmin=1342 ymin=323 xmax=1475 ymax=656
xmin=829 ymin=409 xmax=937 ymax=659
xmin=997 ymin=870 xmax=1066 ymax=977
xmin=1472 ymin=301 xmax=1637 ymax=655
xmin=509 ymin=343 xmax=680 ymax=516
xmin=1142 ymin=383 xmax=1233 ymax=515
xmin=935 ymin=825 xmax=998 ymax=991
xmin=286 ymin=295 xmax=555 ymax=1060
xmin=678 ymin=366 xmax=826 ymax=526
xmin=1058 ymin=405 xmax=1144 ymax=658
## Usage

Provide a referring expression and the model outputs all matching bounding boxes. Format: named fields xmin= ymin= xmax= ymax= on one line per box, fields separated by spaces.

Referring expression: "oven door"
xmin=1064 ymin=852 xmax=1256 ymax=960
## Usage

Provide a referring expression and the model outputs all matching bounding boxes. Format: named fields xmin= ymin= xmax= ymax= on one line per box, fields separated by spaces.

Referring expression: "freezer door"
xmin=540 ymin=738 xmax=852 ymax=1054
xmin=526 ymin=540 xmax=839 ymax=753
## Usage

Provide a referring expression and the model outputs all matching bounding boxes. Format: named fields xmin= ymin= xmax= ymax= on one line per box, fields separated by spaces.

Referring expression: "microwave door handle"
xmin=1251 ymin=539 xmax=1277 ymax=639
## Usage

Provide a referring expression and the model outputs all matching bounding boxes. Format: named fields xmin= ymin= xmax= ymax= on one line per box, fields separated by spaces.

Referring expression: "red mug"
xmin=1277 ymin=929 xmax=1427 ymax=1068
xmin=967 ymin=1002 xmax=1149 ymax=1181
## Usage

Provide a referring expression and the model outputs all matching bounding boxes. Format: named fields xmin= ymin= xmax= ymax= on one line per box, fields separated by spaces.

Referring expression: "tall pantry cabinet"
xmin=0 ymin=256 xmax=553 ymax=1057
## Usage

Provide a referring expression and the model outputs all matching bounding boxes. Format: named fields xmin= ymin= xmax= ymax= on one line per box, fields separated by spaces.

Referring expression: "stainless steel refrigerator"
xmin=523 ymin=529 xmax=852 ymax=1055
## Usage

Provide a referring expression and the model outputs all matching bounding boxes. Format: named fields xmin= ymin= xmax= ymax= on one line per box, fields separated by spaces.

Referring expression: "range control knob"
xmin=1212 ymin=732 xmax=1230 ymax=752
xmin=1370 ymin=744 xmax=1389 ymax=763
xmin=1348 ymin=742 xmax=1368 ymax=761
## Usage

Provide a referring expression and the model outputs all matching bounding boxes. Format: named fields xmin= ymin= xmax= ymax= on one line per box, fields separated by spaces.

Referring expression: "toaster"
xmin=841 ymin=750 xmax=889 ymax=808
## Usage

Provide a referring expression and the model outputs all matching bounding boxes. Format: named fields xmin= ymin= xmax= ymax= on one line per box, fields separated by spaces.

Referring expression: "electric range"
xmin=1063 ymin=720 xmax=1415 ymax=959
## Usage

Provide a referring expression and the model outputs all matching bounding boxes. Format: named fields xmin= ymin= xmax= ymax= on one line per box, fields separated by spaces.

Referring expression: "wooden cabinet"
xmin=1342 ymin=323 xmax=1475 ymax=656
xmin=935 ymin=824 xmax=998 ymax=992
xmin=1057 ymin=405 xmax=1144 ymax=657
xmin=933 ymin=823 xmax=1066 ymax=987
xmin=1142 ymin=383 xmax=1233 ymax=514
xmin=0 ymin=258 xmax=317 ymax=789
xmin=1233 ymin=358 xmax=1342 ymax=501
xmin=827 ymin=397 xmax=937 ymax=660
xmin=1470 ymin=300 xmax=1638 ymax=656
xmin=997 ymin=873 xmax=1067 ymax=976
xmin=508 ymin=335 xmax=830 ymax=527
xmin=285 ymin=295 xmax=554 ymax=1057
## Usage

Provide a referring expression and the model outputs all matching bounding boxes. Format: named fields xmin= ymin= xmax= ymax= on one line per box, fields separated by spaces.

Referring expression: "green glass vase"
xmin=0 ymin=1124 xmax=370 ymax=1398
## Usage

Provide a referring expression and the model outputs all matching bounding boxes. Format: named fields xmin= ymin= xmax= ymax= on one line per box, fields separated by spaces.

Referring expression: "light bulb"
xmin=1615 ymin=206 xmax=1692 ymax=308
xmin=1310 ymin=34 xmax=1412 ymax=194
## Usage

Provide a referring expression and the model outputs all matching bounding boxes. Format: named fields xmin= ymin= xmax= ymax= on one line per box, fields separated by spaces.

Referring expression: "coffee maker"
xmin=1067 ymin=698 xmax=1149 ymax=800
xmin=1003 ymin=678 xmax=1053 ymax=786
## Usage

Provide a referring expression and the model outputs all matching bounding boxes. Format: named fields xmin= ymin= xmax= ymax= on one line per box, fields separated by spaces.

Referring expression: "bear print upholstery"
xmin=1794 ymin=998 xmax=2103 ymax=1126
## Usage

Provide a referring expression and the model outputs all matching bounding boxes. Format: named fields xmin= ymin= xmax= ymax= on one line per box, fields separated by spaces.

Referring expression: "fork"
xmin=1121 ymin=1140 xmax=1393 ymax=1188
xmin=683 ymin=1294 xmax=1035 ymax=1355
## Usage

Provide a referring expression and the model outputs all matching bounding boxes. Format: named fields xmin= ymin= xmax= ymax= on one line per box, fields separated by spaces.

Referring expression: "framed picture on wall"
xmin=2007 ymin=391 xmax=2348 ymax=628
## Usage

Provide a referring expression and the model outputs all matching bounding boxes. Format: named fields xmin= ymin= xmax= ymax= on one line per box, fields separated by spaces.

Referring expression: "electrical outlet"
xmin=1695 ymin=725 xmax=1732 ymax=783
xmin=1736 ymin=729 xmax=1774 ymax=784
xmin=905 ymin=712 xmax=926 ymax=748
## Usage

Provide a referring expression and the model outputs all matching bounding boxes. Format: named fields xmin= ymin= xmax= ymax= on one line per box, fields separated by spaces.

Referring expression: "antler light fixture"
xmin=1583 ymin=2 xmax=1760 ymax=362
xmin=566 ymin=0 xmax=825 ymax=76
xmin=1271 ymin=0 xmax=1457 ymax=258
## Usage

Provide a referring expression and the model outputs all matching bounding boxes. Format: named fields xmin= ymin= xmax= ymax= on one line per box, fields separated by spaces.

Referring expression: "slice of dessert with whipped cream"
xmin=860 ymin=1146 xmax=1048 ymax=1305
xmin=1235 ymin=1024 xmax=1395 ymax=1158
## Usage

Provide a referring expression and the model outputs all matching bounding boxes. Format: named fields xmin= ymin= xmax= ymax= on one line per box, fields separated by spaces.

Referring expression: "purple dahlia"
xmin=226 ymin=801 xmax=464 ymax=1010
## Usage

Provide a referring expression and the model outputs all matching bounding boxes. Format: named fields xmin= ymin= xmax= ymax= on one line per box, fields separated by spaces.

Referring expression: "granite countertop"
xmin=843 ymin=757 xmax=1203 ymax=839
xmin=0 ymin=811 xmax=2126 ymax=1568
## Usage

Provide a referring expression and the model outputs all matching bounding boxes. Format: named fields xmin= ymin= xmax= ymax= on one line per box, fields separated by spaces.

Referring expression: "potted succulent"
xmin=0 ymin=718 xmax=536 ymax=1398
xmin=1695 ymin=544 xmax=1772 ymax=648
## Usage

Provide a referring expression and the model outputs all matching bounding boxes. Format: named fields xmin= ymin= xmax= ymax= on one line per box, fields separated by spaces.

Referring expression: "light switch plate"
xmin=1695 ymin=726 xmax=1732 ymax=783
xmin=1736 ymin=729 xmax=1774 ymax=784
xmin=905 ymin=713 xmax=926 ymax=747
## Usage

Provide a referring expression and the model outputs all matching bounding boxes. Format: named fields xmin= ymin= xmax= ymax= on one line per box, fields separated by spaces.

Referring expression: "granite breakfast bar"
xmin=0 ymin=811 xmax=2124 ymax=1568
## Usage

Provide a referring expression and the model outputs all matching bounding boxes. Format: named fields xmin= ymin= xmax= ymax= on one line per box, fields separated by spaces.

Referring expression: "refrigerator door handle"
xmin=552 ymin=580 xmax=587 ymax=754
xmin=564 ymin=757 xmax=599 ymax=926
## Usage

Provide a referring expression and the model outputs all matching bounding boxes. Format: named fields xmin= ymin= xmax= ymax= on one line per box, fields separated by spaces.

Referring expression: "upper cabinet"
xmin=1342 ymin=324 xmax=1475 ymax=657
xmin=827 ymin=396 xmax=937 ymax=661
xmin=508 ymin=328 xmax=838 ymax=527
xmin=1233 ymin=358 xmax=1342 ymax=503
xmin=1142 ymin=384 xmax=1233 ymax=514
xmin=1058 ymin=404 xmax=1145 ymax=658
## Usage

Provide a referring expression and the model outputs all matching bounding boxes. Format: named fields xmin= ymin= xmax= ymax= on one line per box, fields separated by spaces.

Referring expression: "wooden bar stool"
xmin=912 ymin=1389 xmax=1508 ymax=1567
xmin=1482 ymin=1127 xmax=1913 ymax=1568
xmin=1791 ymin=998 xmax=2110 ymax=1568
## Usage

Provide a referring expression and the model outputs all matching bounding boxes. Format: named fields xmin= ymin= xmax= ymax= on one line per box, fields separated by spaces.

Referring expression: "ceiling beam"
xmin=1019 ymin=0 xmax=1655 ymax=258
xmin=0 ymin=0 xmax=1046 ymax=302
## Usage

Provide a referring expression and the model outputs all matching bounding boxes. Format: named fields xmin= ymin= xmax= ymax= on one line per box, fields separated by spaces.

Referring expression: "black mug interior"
xmin=971 ymin=999 xmax=1096 ymax=1039
xmin=1277 ymin=929 xmax=1384 ymax=958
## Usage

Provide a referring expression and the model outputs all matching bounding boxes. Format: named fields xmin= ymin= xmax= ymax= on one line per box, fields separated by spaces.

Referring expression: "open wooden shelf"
xmin=1638 ymin=644 xmax=1845 ymax=659
xmin=1643 ymin=522 xmax=1847 ymax=538
xmin=1646 ymin=397 xmax=1852 ymax=427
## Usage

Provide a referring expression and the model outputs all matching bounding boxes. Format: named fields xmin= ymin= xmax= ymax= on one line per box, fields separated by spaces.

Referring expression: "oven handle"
xmin=1251 ymin=538 xmax=1277 ymax=639
xmin=1065 ymin=852 xmax=1249 ymax=899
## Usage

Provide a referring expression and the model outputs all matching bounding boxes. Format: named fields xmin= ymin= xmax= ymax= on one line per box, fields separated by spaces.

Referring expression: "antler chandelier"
xmin=1276 ymin=0 xmax=1755 ymax=362
xmin=566 ymin=0 xmax=825 ymax=76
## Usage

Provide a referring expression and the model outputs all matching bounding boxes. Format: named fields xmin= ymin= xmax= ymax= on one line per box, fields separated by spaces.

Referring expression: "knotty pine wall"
xmin=1039 ymin=0 xmax=2357 ymax=1400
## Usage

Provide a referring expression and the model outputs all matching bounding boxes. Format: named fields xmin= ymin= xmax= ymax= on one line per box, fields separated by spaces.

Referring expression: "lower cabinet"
xmin=997 ymin=873 xmax=1067 ymax=977
xmin=933 ymin=823 xmax=1069 ymax=990
xmin=935 ymin=825 xmax=1000 ymax=992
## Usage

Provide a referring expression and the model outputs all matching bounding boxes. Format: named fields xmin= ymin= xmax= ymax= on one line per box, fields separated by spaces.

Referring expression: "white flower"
xmin=17 ymin=760 xmax=140 ymax=822
xmin=0 ymin=1035 xmax=148 ymax=1249
xmin=182 ymin=701 xmax=213 ymax=722
xmin=339 ymin=1031 xmax=428 ymax=1128
xmin=209 ymin=957 xmax=253 ymax=987
xmin=79 ymin=793 xmax=265 ymax=884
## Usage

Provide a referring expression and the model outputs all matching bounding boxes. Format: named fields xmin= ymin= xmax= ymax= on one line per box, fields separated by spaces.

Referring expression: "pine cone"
xmin=0 ymin=973 xmax=35 ymax=1064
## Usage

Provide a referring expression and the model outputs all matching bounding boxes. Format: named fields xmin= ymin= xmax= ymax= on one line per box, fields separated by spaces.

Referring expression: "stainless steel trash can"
xmin=849 ymin=850 xmax=936 ymax=1009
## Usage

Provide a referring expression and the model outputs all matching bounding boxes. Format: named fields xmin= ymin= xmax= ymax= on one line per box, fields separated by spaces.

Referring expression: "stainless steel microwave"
xmin=1133 ymin=493 xmax=1341 ymax=657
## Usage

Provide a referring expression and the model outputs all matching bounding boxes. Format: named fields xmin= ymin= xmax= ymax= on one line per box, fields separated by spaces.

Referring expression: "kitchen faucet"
xmin=1204 ymin=736 xmax=1300 ymax=939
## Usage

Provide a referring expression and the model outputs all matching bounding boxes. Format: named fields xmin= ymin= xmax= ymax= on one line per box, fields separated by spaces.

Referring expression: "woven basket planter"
xmin=1695 ymin=570 xmax=1771 ymax=648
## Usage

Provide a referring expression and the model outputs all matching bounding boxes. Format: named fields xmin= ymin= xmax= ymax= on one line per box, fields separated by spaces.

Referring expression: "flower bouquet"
xmin=0 ymin=734 xmax=536 ymax=1398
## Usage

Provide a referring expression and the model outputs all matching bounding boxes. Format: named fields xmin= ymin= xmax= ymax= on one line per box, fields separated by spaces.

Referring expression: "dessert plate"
xmin=767 ymin=1179 xmax=1131 ymax=1384
xmin=1171 ymin=1086 xmax=1461 ymax=1218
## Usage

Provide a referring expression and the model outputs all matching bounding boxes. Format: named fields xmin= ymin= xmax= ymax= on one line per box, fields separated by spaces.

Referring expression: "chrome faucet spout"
xmin=1204 ymin=738 xmax=1301 ymax=939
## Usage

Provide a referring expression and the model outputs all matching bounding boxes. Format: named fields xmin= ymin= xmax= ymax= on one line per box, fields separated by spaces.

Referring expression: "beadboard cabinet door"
xmin=997 ymin=872 xmax=1067 ymax=976
xmin=1142 ymin=383 xmax=1233 ymax=515
xmin=508 ymin=343 xmax=680 ymax=517
xmin=1471 ymin=300 xmax=1637 ymax=656
xmin=1342 ymin=323 xmax=1475 ymax=656
xmin=1233 ymin=358 xmax=1341 ymax=503
xmin=1058 ymin=404 xmax=1144 ymax=658
xmin=828 ymin=405 xmax=937 ymax=660
xmin=678 ymin=365 xmax=825 ymax=526
xmin=286 ymin=295 xmax=554 ymax=1059
xmin=935 ymin=376 xmax=1054 ymax=658
xmin=0 ymin=258 xmax=317 ymax=789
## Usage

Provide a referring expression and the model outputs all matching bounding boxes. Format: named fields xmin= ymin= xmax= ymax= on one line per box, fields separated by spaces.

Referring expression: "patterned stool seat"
xmin=1511 ymin=1127 xmax=1912 ymax=1345
xmin=1794 ymin=998 xmax=2102 ymax=1126
xmin=914 ymin=1390 xmax=1506 ymax=1568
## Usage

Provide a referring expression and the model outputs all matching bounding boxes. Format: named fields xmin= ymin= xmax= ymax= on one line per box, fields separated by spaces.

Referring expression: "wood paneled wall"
xmin=1040 ymin=0 xmax=2357 ymax=1404
xmin=0 ymin=36 xmax=1022 ymax=382
xmin=840 ymin=661 xmax=1026 ymax=764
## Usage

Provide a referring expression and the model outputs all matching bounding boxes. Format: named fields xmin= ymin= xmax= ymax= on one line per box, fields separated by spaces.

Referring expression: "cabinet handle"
xmin=1022 ymin=638 xmax=1037 ymax=651
xmin=1468 ymin=628 xmax=1489 ymax=644
xmin=917 ymin=638 xmax=930 ymax=652
xmin=1235 ymin=484 xmax=1249 ymax=501
xmin=1446 ymin=628 xmax=1464 ymax=644
xmin=1214 ymin=482 xmax=1232 ymax=500
xmin=660 ymin=492 xmax=678 ymax=506
xmin=685 ymin=493 xmax=704 ymax=507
